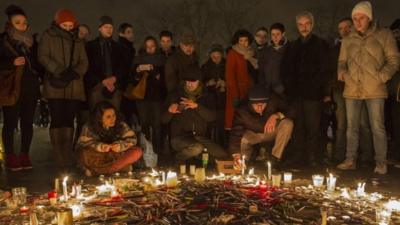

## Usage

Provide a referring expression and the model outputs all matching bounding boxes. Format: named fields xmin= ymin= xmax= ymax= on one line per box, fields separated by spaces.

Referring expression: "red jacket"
xmin=225 ymin=49 xmax=253 ymax=129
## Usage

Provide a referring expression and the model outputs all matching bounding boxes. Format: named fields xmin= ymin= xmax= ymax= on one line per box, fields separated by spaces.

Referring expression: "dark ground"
xmin=1 ymin=127 xmax=400 ymax=197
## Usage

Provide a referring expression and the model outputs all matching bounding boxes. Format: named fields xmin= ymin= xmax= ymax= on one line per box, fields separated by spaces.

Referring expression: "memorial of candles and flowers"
xmin=1 ymin=160 xmax=400 ymax=225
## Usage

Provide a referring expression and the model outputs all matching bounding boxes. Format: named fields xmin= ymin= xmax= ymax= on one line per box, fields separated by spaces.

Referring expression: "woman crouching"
xmin=77 ymin=101 xmax=142 ymax=176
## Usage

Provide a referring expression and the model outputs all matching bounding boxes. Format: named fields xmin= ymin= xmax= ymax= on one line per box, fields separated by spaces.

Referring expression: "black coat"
xmin=164 ymin=48 xmax=199 ymax=93
xmin=161 ymin=86 xmax=216 ymax=139
xmin=118 ymin=37 xmax=136 ymax=90
xmin=228 ymin=93 xmax=295 ymax=153
xmin=0 ymin=33 xmax=40 ymax=99
xmin=258 ymin=40 xmax=288 ymax=95
xmin=85 ymin=37 xmax=124 ymax=90
xmin=281 ymin=34 xmax=330 ymax=101
xmin=201 ymin=58 xmax=226 ymax=110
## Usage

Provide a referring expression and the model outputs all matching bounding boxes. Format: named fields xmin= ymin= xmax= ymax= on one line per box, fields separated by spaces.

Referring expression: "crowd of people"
xmin=0 ymin=1 xmax=399 ymax=176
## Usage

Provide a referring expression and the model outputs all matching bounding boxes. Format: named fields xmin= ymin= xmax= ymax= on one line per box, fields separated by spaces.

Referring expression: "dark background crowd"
xmin=0 ymin=0 xmax=399 ymax=176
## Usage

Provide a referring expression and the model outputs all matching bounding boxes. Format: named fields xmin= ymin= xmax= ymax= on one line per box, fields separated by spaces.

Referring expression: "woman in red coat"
xmin=225 ymin=29 xmax=257 ymax=129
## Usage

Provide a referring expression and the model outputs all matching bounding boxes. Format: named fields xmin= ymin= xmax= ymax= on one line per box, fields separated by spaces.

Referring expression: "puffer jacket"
xmin=338 ymin=25 xmax=400 ymax=99
xmin=38 ymin=23 xmax=88 ymax=101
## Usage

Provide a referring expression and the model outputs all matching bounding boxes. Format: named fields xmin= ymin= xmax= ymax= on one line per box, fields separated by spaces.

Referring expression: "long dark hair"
xmin=138 ymin=36 xmax=159 ymax=55
xmin=88 ymin=101 xmax=125 ymax=143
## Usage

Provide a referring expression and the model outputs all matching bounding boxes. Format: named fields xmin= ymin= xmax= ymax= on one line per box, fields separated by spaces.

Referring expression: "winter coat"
xmin=229 ymin=93 xmax=295 ymax=154
xmin=161 ymin=85 xmax=216 ymax=139
xmin=281 ymin=34 xmax=330 ymax=101
xmin=118 ymin=37 xmax=136 ymax=91
xmin=258 ymin=39 xmax=288 ymax=95
xmin=338 ymin=25 xmax=400 ymax=99
xmin=38 ymin=24 xmax=88 ymax=101
xmin=225 ymin=48 xmax=254 ymax=129
xmin=201 ymin=58 xmax=226 ymax=110
xmin=164 ymin=47 xmax=199 ymax=93
xmin=133 ymin=51 xmax=166 ymax=101
xmin=328 ymin=39 xmax=345 ymax=94
xmin=0 ymin=33 xmax=40 ymax=100
xmin=85 ymin=37 xmax=124 ymax=90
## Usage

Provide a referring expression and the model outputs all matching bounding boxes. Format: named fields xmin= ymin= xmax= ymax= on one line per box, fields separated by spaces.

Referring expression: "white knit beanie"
xmin=352 ymin=1 xmax=373 ymax=20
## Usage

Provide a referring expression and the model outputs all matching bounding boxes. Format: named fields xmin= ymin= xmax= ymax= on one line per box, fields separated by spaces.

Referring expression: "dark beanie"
xmin=270 ymin=23 xmax=285 ymax=33
xmin=99 ymin=15 xmax=113 ymax=27
xmin=182 ymin=66 xmax=202 ymax=81
xmin=248 ymin=86 xmax=270 ymax=103
xmin=5 ymin=4 xmax=26 ymax=20
xmin=390 ymin=19 xmax=400 ymax=31
xmin=209 ymin=44 xmax=224 ymax=54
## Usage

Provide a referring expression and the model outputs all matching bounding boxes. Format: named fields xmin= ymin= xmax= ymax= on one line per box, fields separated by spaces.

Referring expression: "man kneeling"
xmin=77 ymin=101 xmax=142 ymax=176
xmin=162 ymin=67 xmax=229 ymax=163
xmin=229 ymin=86 xmax=295 ymax=167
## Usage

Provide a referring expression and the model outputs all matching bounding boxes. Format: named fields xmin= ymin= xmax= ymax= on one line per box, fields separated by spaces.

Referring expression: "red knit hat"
xmin=54 ymin=9 xmax=78 ymax=27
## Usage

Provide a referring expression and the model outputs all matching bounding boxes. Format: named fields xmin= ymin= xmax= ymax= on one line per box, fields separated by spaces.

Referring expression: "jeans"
xmin=332 ymin=90 xmax=373 ymax=162
xmin=170 ymin=136 xmax=228 ymax=162
xmin=345 ymin=98 xmax=387 ymax=164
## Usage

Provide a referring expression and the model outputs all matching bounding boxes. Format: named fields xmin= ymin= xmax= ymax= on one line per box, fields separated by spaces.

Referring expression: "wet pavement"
xmin=1 ymin=127 xmax=400 ymax=197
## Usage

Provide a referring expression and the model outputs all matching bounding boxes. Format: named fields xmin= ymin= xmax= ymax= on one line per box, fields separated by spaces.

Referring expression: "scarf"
xmin=271 ymin=37 xmax=288 ymax=51
xmin=6 ymin=25 xmax=33 ymax=49
xmin=232 ymin=44 xmax=258 ymax=69
xmin=134 ymin=51 xmax=166 ymax=67
xmin=100 ymin=36 xmax=113 ymax=76
xmin=183 ymin=83 xmax=203 ymax=101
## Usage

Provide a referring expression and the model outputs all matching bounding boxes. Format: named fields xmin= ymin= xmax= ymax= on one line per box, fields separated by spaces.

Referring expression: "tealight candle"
xmin=272 ymin=174 xmax=282 ymax=188
xmin=194 ymin=168 xmax=206 ymax=182
xmin=19 ymin=205 xmax=29 ymax=213
xmin=69 ymin=204 xmax=83 ymax=218
xmin=249 ymin=205 xmax=258 ymax=213
xmin=180 ymin=165 xmax=186 ymax=174
xmin=283 ymin=172 xmax=293 ymax=184
xmin=166 ymin=171 xmax=178 ymax=188
xmin=312 ymin=175 xmax=324 ymax=188
xmin=326 ymin=174 xmax=337 ymax=192
xmin=189 ymin=165 xmax=196 ymax=175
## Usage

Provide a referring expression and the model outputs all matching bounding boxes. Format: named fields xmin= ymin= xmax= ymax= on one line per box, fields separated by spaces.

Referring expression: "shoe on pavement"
xmin=6 ymin=154 xmax=23 ymax=171
xmin=374 ymin=163 xmax=387 ymax=175
xmin=19 ymin=153 xmax=33 ymax=170
xmin=337 ymin=159 xmax=356 ymax=170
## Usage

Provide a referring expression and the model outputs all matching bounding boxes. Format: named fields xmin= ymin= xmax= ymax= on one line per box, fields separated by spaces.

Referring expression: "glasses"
xmin=12 ymin=187 xmax=27 ymax=206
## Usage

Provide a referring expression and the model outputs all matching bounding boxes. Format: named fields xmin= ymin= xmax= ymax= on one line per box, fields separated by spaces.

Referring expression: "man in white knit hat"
xmin=337 ymin=1 xmax=400 ymax=174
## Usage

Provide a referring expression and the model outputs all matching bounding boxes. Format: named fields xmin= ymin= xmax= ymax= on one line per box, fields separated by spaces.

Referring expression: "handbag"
xmin=48 ymin=38 xmax=77 ymax=89
xmin=0 ymin=38 xmax=24 ymax=106
xmin=123 ymin=71 xmax=149 ymax=100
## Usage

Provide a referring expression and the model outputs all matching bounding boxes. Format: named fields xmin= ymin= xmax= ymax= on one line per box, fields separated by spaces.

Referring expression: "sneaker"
xmin=374 ymin=163 xmax=387 ymax=175
xmin=337 ymin=159 xmax=356 ymax=170
xmin=19 ymin=153 xmax=33 ymax=170
xmin=6 ymin=154 xmax=23 ymax=171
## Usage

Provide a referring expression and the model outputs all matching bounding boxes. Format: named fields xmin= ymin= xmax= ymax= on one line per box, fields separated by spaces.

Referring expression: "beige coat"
xmin=38 ymin=24 xmax=88 ymax=101
xmin=338 ymin=25 xmax=400 ymax=99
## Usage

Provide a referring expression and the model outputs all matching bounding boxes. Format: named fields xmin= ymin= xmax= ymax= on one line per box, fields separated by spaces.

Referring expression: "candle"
xmin=356 ymin=182 xmax=366 ymax=197
xmin=283 ymin=172 xmax=293 ymax=184
xmin=62 ymin=176 xmax=69 ymax=202
xmin=326 ymin=174 xmax=337 ymax=192
xmin=249 ymin=205 xmax=258 ymax=213
xmin=166 ymin=171 xmax=178 ymax=188
xmin=194 ymin=168 xmax=206 ymax=182
xmin=19 ymin=205 xmax=29 ymax=213
xmin=241 ymin=155 xmax=246 ymax=175
xmin=29 ymin=212 xmax=39 ymax=225
xmin=180 ymin=165 xmax=186 ymax=174
xmin=267 ymin=161 xmax=272 ymax=180
xmin=69 ymin=204 xmax=83 ymax=218
xmin=110 ymin=190 xmax=119 ymax=198
xmin=248 ymin=168 xmax=254 ymax=176
xmin=376 ymin=204 xmax=392 ymax=225
xmin=189 ymin=165 xmax=196 ymax=175
xmin=272 ymin=174 xmax=282 ymax=188
xmin=312 ymin=175 xmax=324 ymax=188
xmin=48 ymin=191 xmax=58 ymax=205
xmin=54 ymin=178 xmax=60 ymax=193
xmin=57 ymin=208 xmax=73 ymax=225
xmin=161 ymin=171 xmax=166 ymax=184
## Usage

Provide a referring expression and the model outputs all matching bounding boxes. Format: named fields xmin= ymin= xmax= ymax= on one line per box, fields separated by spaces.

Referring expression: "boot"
xmin=61 ymin=127 xmax=76 ymax=168
xmin=49 ymin=128 xmax=66 ymax=167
